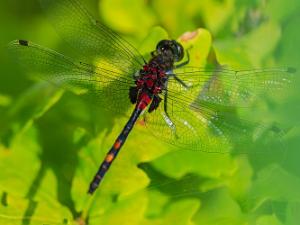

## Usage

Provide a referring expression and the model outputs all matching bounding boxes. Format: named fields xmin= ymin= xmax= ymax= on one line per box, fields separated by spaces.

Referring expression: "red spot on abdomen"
xmin=137 ymin=92 xmax=152 ymax=110
xmin=114 ymin=140 xmax=122 ymax=150
xmin=105 ymin=153 xmax=115 ymax=163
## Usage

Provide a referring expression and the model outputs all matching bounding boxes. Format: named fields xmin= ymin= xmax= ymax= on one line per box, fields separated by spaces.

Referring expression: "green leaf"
xmin=286 ymin=202 xmax=300 ymax=225
xmin=151 ymin=0 xmax=198 ymax=37
xmin=0 ymin=192 xmax=73 ymax=225
xmin=255 ymin=214 xmax=283 ymax=225
xmin=225 ymin=156 xmax=253 ymax=199
xmin=0 ymin=82 xmax=63 ymax=144
xmin=151 ymin=150 xmax=234 ymax=180
xmin=71 ymin=122 xmax=171 ymax=214
xmin=179 ymin=28 xmax=212 ymax=67
xmin=0 ymin=126 xmax=74 ymax=224
xmin=241 ymin=21 xmax=281 ymax=66
xmin=193 ymin=188 xmax=244 ymax=225
xmin=0 ymin=126 xmax=41 ymax=197
xmin=89 ymin=192 xmax=147 ymax=225
xmin=100 ymin=0 xmax=156 ymax=36
xmin=196 ymin=0 xmax=235 ymax=35
xmin=143 ymin=199 xmax=200 ymax=225
xmin=215 ymin=21 xmax=281 ymax=67
xmin=0 ymin=94 xmax=12 ymax=107
xmin=264 ymin=0 xmax=300 ymax=23
xmin=242 ymin=165 xmax=300 ymax=211
xmin=138 ymin=26 xmax=169 ymax=58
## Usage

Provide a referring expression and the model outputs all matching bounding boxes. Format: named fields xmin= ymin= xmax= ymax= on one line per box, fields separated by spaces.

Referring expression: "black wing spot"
xmin=19 ymin=40 xmax=29 ymax=46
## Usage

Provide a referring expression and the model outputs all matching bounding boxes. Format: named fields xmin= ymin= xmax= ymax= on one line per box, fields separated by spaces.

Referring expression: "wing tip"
xmin=9 ymin=40 xmax=30 ymax=47
xmin=18 ymin=40 xmax=29 ymax=46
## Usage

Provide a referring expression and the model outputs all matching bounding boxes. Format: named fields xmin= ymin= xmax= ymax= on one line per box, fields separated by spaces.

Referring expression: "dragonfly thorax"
xmin=129 ymin=40 xmax=185 ymax=112
xmin=129 ymin=62 xmax=167 ymax=112
xmin=136 ymin=64 xmax=167 ymax=95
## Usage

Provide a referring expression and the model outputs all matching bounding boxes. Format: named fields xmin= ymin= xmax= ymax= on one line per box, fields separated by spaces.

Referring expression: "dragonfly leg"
xmin=164 ymin=89 xmax=170 ymax=117
xmin=170 ymin=74 xmax=190 ymax=89
xmin=163 ymin=89 xmax=178 ymax=138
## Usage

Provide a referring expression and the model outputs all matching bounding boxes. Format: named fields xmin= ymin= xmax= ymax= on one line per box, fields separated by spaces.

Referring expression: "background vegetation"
xmin=0 ymin=0 xmax=300 ymax=224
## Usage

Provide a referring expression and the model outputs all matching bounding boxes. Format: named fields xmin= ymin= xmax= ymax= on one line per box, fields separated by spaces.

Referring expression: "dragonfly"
xmin=8 ymin=0 xmax=295 ymax=194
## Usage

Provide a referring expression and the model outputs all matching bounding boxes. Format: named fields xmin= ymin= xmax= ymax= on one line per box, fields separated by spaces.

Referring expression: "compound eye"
xmin=172 ymin=41 xmax=184 ymax=62
xmin=156 ymin=40 xmax=171 ymax=52
xmin=156 ymin=40 xmax=185 ymax=62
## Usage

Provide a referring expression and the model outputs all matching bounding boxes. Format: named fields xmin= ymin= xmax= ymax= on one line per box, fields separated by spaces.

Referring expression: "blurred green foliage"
xmin=0 ymin=0 xmax=300 ymax=225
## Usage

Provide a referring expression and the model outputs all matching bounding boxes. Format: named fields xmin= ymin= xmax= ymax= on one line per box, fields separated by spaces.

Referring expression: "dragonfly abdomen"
xmin=88 ymin=93 xmax=152 ymax=194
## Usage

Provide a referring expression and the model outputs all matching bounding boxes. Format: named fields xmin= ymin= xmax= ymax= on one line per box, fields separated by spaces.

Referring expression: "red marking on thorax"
xmin=138 ymin=64 xmax=166 ymax=91
xmin=135 ymin=64 xmax=166 ymax=110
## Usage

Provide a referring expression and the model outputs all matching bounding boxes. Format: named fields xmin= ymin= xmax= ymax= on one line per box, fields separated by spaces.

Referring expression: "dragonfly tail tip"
xmin=87 ymin=189 xmax=94 ymax=195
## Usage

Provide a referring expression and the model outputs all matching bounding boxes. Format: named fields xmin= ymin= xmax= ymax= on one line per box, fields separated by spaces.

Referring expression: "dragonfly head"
xmin=156 ymin=40 xmax=184 ymax=63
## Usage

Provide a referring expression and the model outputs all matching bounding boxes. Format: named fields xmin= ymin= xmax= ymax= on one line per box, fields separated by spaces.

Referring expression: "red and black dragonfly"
xmin=8 ymin=0 xmax=295 ymax=194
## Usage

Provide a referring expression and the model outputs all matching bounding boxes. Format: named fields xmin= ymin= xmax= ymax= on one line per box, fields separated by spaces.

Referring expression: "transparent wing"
xmin=170 ymin=67 xmax=295 ymax=106
xmin=39 ymin=0 xmax=144 ymax=74
xmin=143 ymin=67 xmax=295 ymax=154
xmin=143 ymin=94 xmax=266 ymax=154
xmin=8 ymin=40 xmax=135 ymax=116
xmin=142 ymin=94 xmax=225 ymax=153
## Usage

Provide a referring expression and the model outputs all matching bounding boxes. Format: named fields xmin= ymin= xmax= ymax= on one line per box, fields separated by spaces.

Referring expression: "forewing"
xmin=39 ymin=0 xmax=144 ymax=74
xmin=8 ymin=40 xmax=135 ymax=116
xmin=170 ymin=67 xmax=295 ymax=106
xmin=142 ymin=93 xmax=231 ymax=153
xmin=143 ymin=67 xmax=294 ymax=154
